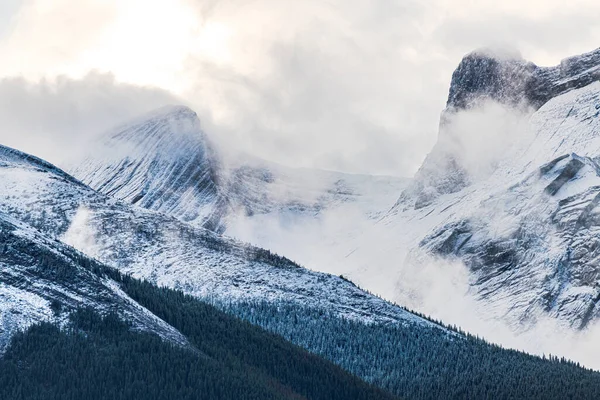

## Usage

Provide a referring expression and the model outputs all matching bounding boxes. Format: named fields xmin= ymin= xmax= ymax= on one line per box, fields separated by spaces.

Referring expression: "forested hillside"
xmin=0 ymin=301 xmax=396 ymax=400
xmin=220 ymin=300 xmax=600 ymax=400
xmin=3 ymin=211 xmax=600 ymax=400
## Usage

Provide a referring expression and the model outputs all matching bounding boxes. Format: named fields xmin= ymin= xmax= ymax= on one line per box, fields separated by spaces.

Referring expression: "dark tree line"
xmin=117 ymin=276 xmax=396 ymax=400
xmin=218 ymin=299 xmax=600 ymax=400
xmin=0 ymin=282 xmax=397 ymax=400
xmin=0 ymin=310 xmax=287 ymax=400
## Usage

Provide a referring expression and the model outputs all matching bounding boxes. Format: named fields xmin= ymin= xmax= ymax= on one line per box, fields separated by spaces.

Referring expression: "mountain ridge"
xmin=397 ymin=46 xmax=600 ymax=210
xmin=447 ymin=46 xmax=600 ymax=111
xmin=4 ymin=45 xmax=600 ymax=396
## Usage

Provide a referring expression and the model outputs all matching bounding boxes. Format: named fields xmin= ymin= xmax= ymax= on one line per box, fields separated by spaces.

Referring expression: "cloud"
xmin=2 ymin=0 xmax=600 ymax=175
xmin=396 ymin=253 xmax=600 ymax=371
xmin=0 ymin=0 xmax=118 ymax=79
xmin=178 ymin=0 xmax=600 ymax=175
xmin=0 ymin=0 xmax=21 ymax=37
xmin=224 ymin=171 xmax=600 ymax=370
xmin=179 ymin=0 xmax=444 ymax=175
xmin=433 ymin=6 xmax=600 ymax=66
xmin=0 ymin=72 xmax=180 ymax=166
xmin=61 ymin=206 xmax=100 ymax=259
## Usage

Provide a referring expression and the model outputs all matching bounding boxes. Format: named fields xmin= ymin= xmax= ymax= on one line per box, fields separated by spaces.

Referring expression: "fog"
xmin=0 ymin=73 xmax=180 ymax=165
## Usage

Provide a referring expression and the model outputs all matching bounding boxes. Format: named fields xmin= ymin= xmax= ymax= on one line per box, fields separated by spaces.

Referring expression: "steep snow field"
xmin=0 ymin=212 xmax=189 ymax=351
xmin=376 ymin=81 xmax=600 ymax=329
xmin=69 ymin=106 xmax=227 ymax=232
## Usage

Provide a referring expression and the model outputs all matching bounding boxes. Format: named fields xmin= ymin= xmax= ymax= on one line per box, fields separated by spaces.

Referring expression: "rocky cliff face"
xmin=447 ymin=47 xmax=600 ymax=111
xmin=379 ymin=60 xmax=600 ymax=331
xmin=399 ymin=47 xmax=600 ymax=210
xmin=446 ymin=49 xmax=537 ymax=110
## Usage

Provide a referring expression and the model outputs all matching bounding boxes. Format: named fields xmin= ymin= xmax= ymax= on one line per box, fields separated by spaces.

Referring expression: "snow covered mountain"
xmin=406 ymin=82 xmax=600 ymax=329
xmin=0 ymin=144 xmax=425 ymax=327
xmin=0 ymin=211 xmax=188 ymax=352
xmin=10 ymin=141 xmax=600 ymax=400
xmin=220 ymin=156 xmax=406 ymax=271
xmin=446 ymin=47 xmax=600 ymax=111
xmin=5 ymin=49 xmax=600 ymax=398
xmin=369 ymin=48 xmax=600 ymax=331
xmin=400 ymin=47 xmax=600 ymax=209
xmin=65 ymin=47 xmax=600 ymax=336
xmin=67 ymin=106 xmax=406 ymax=242
xmin=68 ymin=105 xmax=228 ymax=232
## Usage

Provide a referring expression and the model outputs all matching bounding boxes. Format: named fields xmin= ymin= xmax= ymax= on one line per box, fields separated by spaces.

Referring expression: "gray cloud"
xmin=0 ymin=72 xmax=180 ymax=166
xmin=0 ymin=0 xmax=20 ymax=37
xmin=182 ymin=0 xmax=444 ymax=175
xmin=433 ymin=8 xmax=600 ymax=64
xmin=179 ymin=0 xmax=600 ymax=176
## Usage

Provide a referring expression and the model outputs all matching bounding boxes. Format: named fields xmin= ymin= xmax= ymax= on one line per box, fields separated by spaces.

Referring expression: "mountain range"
xmin=2 ymin=46 xmax=600 ymax=399
xmin=66 ymin=46 xmax=600 ymax=333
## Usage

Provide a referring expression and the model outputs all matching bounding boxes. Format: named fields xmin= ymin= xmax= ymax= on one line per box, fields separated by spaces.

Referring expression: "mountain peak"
xmin=447 ymin=46 xmax=600 ymax=111
xmin=111 ymin=104 xmax=202 ymax=143
xmin=68 ymin=105 xmax=228 ymax=231
xmin=139 ymin=104 xmax=198 ymax=121
xmin=447 ymin=49 xmax=535 ymax=110
xmin=469 ymin=46 xmax=524 ymax=62
xmin=398 ymin=46 xmax=600 ymax=210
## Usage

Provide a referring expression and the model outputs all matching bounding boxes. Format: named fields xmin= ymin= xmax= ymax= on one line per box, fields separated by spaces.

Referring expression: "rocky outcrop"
xmin=398 ymin=47 xmax=600 ymax=210
xmin=448 ymin=47 xmax=600 ymax=111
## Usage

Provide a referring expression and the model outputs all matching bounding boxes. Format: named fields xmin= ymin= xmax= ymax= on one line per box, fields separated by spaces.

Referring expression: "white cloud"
xmin=2 ymin=0 xmax=599 ymax=175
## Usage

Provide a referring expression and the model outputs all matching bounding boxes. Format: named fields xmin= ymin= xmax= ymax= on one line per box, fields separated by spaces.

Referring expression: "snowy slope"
xmin=222 ymin=154 xmax=405 ymax=219
xmin=64 ymin=47 xmax=600 ymax=336
xmin=409 ymin=82 xmax=600 ymax=329
xmin=69 ymin=105 xmax=227 ymax=232
xmin=0 ymin=144 xmax=429 ymax=327
xmin=0 ymin=212 xmax=188 ymax=352
xmin=221 ymin=155 xmax=406 ymax=270
xmin=401 ymin=47 xmax=600 ymax=209
xmin=176 ymin=47 xmax=600 ymax=333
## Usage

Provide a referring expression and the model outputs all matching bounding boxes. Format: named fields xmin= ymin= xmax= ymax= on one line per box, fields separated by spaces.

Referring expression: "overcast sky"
xmin=0 ymin=0 xmax=599 ymax=175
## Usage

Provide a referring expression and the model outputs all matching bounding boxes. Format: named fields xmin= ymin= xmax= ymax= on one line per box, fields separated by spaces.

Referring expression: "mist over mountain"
xmin=61 ymin=46 xmax=600 ymax=370
xmin=2 ymin=11 xmax=600 ymax=395
xmin=5 ymin=113 xmax=600 ymax=398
